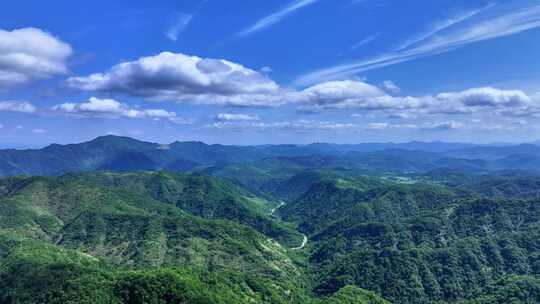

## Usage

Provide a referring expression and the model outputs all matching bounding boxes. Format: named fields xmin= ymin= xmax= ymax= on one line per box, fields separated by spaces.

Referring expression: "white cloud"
xmin=351 ymin=33 xmax=380 ymax=50
xmin=260 ymin=66 xmax=274 ymax=73
xmin=386 ymin=112 xmax=415 ymax=119
xmin=165 ymin=13 xmax=193 ymax=41
xmin=365 ymin=121 xmax=463 ymax=131
xmin=0 ymin=27 xmax=72 ymax=88
xmin=295 ymin=3 xmax=540 ymax=85
xmin=420 ymin=121 xmax=464 ymax=131
xmin=214 ymin=113 xmax=259 ymax=121
xmin=292 ymin=80 xmax=540 ymax=117
xmin=292 ymin=80 xmax=424 ymax=111
xmin=32 ymin=128 xmax=45 ymax=134
xmin=381 ymin=80 xmax=400 ymax=93
xmin=65 ymin=48 xmax=540 ymax=120
xmin=395 ymin=5 xmax=492 ymax=51
xmin=0 ymin=100 xmax=37 ymax=113
xmin=209 ymin=119 xmax=357 ymax=132
xmin=51 ymin=97 xmax=183 ymax=122
xmin=67 ymin=52 xmax=283 ymax=107
xmin=436 ymin=87 xmax=531 ymax=107
xmin=366 ymin=122 xmax=389 ymax=130
xmin=236 ymin=0 xmax=320 ymax=37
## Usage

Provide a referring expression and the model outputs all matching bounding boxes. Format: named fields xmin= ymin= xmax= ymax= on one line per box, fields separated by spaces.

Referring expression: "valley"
xmin=1 ymin=136 xmax=540 ymax=303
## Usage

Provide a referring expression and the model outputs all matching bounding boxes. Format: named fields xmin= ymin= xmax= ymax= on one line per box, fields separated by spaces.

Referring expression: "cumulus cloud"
xmin=67 ymin=52 xmax=283 ymax=107
xmin=0 ymin=100 xmax=37 ymax=113
xmin=293 ymin=80 xmax=540 ymax=117
xmin=0 ymin=27 xmax=72 ymax=88
xmin=381 ymin=80 xmax=400 ymax=93
xmin=65 ymin=50 xmax=540 ymax=122
xmin=51 ymin=97 xmax=187 ymax=123
xmin=214 ymin=113 xmax=259 ymax=121
xmin=32 ymin=128 xmax=46 ymax=134
xmin=420 ymin=121 xmax=464 ymax=131
xmin=436 ymin=87 xmax=531 ymax=108
xmin=292 ymin=80 xmax=424 ymax=112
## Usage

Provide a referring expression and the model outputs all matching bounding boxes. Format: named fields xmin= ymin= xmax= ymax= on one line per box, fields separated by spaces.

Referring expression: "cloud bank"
xmin=51 ymin=97 xmax=190 ymax=124
xmin=0 ymin=28 xmax=72 ymax=88
xmin=67 ymin=52 xmax=283 ymax=107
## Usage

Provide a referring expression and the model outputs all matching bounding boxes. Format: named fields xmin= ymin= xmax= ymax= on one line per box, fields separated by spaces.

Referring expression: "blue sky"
xmin=1 ymin=0 xmax=540 ymax=146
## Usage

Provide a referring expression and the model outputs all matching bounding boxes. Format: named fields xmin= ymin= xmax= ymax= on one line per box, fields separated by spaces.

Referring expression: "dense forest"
xmin=1 ymin=136 xmax=540 ymax=303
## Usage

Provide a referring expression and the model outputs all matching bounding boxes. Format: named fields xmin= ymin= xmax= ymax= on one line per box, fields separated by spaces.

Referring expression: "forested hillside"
xmin=2 ymin=136 xmax=540 ymax=303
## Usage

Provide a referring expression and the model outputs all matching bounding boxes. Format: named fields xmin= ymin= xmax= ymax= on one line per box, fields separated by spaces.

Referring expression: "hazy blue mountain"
xmin=444 ymin=144 xmax=540 ymax=160
xmin=2 ymin=136 xmax=540 ymax=177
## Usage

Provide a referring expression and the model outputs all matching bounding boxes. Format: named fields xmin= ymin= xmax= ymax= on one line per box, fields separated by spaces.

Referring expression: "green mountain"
xmin=60 ymin=171 xmax=303 ymax=247
xmin=279 ymin=178 xmax=455 ymax=234
xmin=2 ymin=135 xmax=540 ymax=177
xmin=3 ymin=136 xmax=540 ymax=303
xmin=321 ymin=286 xmax=390 ymax=304
xmin=304 ymin=196 xmax=540 ymax=303
xmin=0 ymin=172 xmax=316 ymax=303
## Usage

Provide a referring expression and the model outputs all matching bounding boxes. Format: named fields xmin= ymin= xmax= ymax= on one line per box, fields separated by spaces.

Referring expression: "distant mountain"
xmin=2 ymin=135 xmax=540 ymax=177
xmin=307 ymin=141 xmax=475 ymax=153
xmin=444 ymin=144 xmax=540 ymax=160
xmin=0 ymin=135 xmax=332 ymax=176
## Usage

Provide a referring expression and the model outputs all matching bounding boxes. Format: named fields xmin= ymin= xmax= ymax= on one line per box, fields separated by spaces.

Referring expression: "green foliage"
xmin=0 ymin=238 xmax=311 ymax=304
xmin=460 ymin=275 xmax=540 ymax=304
xmin=321 ymin=286 xmax=390 ymax=304
xmin=2 ymin=153 xmax=540 ymax=304
xmin=0 ymin=173 xmax=312 ymax=303
xmin=280 ymin=178 xmax=455 ymax=235
xmin=305 ymin=196 xmax=540 ymax=303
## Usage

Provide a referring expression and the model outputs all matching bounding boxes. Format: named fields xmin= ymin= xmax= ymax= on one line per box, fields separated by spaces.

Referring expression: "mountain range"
xmin=2 ymin=135 xmax=540 ymax=177
xmin=2 ymin=136 xmax=540 ymax=303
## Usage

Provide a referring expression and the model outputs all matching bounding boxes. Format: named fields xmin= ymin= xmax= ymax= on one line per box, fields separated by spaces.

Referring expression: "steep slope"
xmin=0 ymin=175 xmax=299 ymax=271
xmin=62 ymin=171 xmax=303 ymax=247
xmin=321 ymin=286 xmax=390 ymax=304
xmin=307 ymin=197 xmax=540 ymax=303
xmin=0 ymin=232 xmax=312 ymax=304
xmin=279 ymin=178 xmax=455 ymax=234
xmin=0 ymin=174 xmax=316 ymax=303
xmin=457 ymin=175 xmax=540 ymax=199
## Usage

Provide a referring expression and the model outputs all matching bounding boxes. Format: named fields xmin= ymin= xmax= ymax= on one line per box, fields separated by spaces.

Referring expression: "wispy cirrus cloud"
xmin=295 ymin=2 xmax=540 ymax=86
xmin=164 ymin=0 xmax=208 ymax=42
xmin=350 ymin=32 xmax=380 ymax=50
xmin=394 ymin=4 xmax=493 ymax=51
xmin=235 ymin=0 xmax=321 ymax=38
xmin=165 ymin=13 xmax=193 ymax=42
